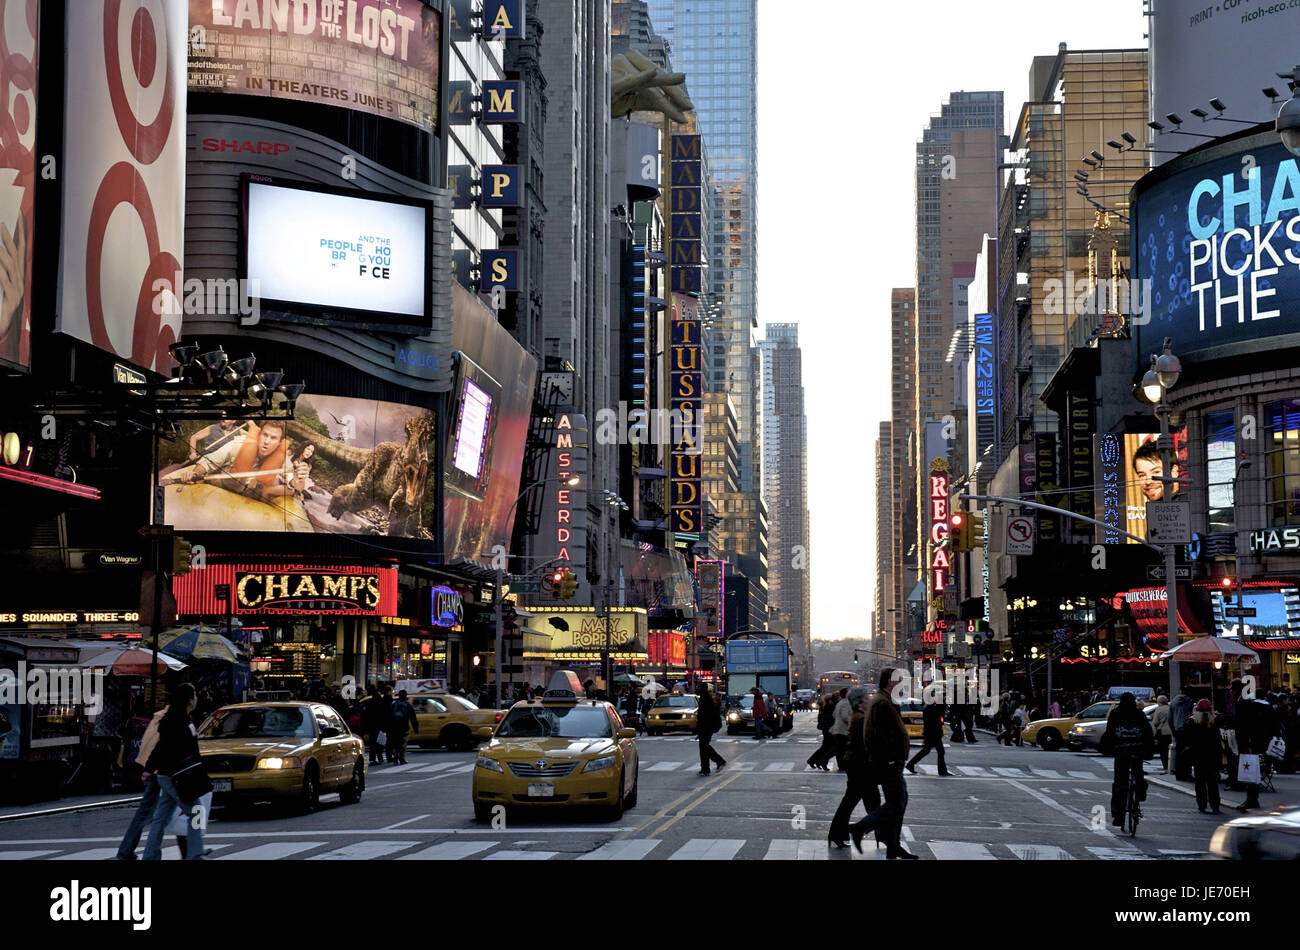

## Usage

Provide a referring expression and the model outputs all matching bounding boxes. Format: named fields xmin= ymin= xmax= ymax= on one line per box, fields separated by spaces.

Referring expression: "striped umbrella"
xmin=156 ymin=627 xmax=244 ymax=663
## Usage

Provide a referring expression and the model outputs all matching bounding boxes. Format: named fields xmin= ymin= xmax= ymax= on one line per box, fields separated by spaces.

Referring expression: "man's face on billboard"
xmin=258 ymin=425 xmax=284 ymax=460
xmin=1135 ymin=456 xmax=1164 ymax=501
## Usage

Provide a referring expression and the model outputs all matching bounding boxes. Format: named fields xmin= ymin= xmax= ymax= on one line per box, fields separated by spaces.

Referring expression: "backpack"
xmin=391 ymin=701 xmax=412 ymax=729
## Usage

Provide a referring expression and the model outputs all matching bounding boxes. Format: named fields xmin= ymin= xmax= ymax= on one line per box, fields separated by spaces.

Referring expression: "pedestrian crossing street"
xmin=0 ymin=834 xmax=1202 ymax=861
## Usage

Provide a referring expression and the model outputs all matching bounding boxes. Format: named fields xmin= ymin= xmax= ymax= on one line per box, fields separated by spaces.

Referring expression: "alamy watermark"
xmin=151 ymin=275 xmax=262 ymax=327
xmin=0 ymin=664 xmax=104 ymax=715
xmin=594 ymin=402 xmax=701 ymax=449
xmin=1042 ymin=274 xmax=1152 ymax=324
xmin=885 ymin=662 xmax=1000 ymax=713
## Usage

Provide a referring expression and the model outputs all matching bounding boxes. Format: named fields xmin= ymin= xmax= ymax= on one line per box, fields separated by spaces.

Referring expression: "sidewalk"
xmin=1148 ymin=768 xmax=1300 ymax=811
xmin=0 ymin=792 xmax=140 ymax=823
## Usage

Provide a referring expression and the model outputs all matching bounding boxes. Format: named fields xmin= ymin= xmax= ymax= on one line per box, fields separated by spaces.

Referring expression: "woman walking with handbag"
xmin=142 ymin=683 xmax=212 ymax=860
xmin=828 ymin=686 xmax=877 ymax=848
xmin=695 ymin=684 xmax=726 ymax=775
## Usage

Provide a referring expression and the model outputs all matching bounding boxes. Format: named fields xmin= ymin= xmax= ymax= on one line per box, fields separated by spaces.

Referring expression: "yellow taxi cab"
xmin=408 ymin=693 xmax=504 ymax=751
xmin=646 ymin=694 xmax=699 ymax=735
xmin=1023 ymin=700 xmax=1118 ymax=751
xmin=472 ymin=670 xmax=639 ymax=822
xmin=898 ymin=698 xmax=926 ymax=740
xmin=197 ymin=702 xmax=366 ymax=812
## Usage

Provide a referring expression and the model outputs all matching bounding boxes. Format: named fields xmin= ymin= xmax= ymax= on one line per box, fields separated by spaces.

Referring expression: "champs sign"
xmin=173 ymin=562 xmax=397 ymax=616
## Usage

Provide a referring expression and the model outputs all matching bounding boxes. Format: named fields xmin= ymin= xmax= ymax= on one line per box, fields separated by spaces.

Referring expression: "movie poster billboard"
xmin=58 ymin=0 xmax=187 ymax=373
xmin=0 ymin=0 xmax=36 ymax=372
xmin=189 ymin=0 xmax=441 ymax=133
xmin=1123 ymin=430 xmax=1188 ymax=543
xmin=158 ymin=393 xmax=436 ymax=538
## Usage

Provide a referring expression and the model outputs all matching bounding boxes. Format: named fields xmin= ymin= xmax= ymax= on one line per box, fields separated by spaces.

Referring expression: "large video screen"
xmin=188 ymin=0 xmax=441 ymax=133
xmin=243 ymin=179 xmax=430 ymax=323
xmin=159 ymin=394 xmax=435 ymax=538
xmin=1212 ymin=588 xmax=1298 ymax=640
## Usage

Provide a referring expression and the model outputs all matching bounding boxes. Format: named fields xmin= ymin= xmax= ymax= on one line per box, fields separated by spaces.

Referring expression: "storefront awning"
xmin=1244 ymin=639 xmax=1300 ymax=650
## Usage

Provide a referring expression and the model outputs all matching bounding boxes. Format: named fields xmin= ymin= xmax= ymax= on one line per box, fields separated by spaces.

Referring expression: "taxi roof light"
xmin=543 ymin=669 xmax=584 ymax=701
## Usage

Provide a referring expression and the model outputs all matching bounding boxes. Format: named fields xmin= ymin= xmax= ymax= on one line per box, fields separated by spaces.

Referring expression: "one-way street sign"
xmin=1146 ymin=565 xmax=1191 ymax=581
xmin=1223 ymin=606 xmax=1257 ymax=618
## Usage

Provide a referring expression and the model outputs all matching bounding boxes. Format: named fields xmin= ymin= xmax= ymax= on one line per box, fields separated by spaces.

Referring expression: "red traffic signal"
xmin=951 ymin=512 xmax=965 ymax=527
xmin=1220 ymin=576 xmax=1234 ymax=587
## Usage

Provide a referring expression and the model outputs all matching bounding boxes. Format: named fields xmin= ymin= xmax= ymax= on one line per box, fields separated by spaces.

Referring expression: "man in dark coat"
xmin=1233 ymin=680 xmax=1278 ymax=811
xmin=849 ymin=670 xmax=918 ymax=859
xmin=695 ymin=684 xmax=726 ymax=775
xmin=906 ymin=698 xmax=952 ymax=776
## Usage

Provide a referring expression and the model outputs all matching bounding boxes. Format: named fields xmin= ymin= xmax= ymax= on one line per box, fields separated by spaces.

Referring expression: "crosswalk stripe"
xmin=764 ymin=839 xmax=827 ymax=860
xmin=443 ymin=764 xmax=476 ymax=774
xmin=483 ymin=849 xmax=558 ymax=860
xmin=957 ymin=765 xmax=990 ymax=776
xmin=410 ymin=762 xmax=456 ymax=774
xmin=668 ymin=838 xmax=745 ymax=860
xmin=902 ymin=825 xmax=915 ymax=842
xmin=1069 ymin=770 xmax=1101 ymax=780
xmin=219 ymin=841 xmax=327 ymax=860
xmin=927 ymin=841 xmax=997 ymax=860
xmin=308 ymin=840 xmax=419 ymax=860
xmin=1029 ymin=768 xmax=1063 ymax=778
xmin=376 ymin=763 xmax=422 ymax=774
xmin=400 ymin=841 xmax=496 ymax=860
xmin=1086 ymin=846 xmax=1152 ymax=860
xmin=648 ymin=761 xmax=685 ymax=771
xmin=0 ymin=849 xmax=59 ymax=860
xmin=51 ymin=848 xmax=121 ymax=861
xmin=993 ymin=767 xmax=1027 ymax=777
xmin=1006 ymin=844 xmax=1075 ymax=860
xmin=763 ymin=762 xmax=795 ymax=771
xmin=733 ymin=761 xmax=757 ymax=771
xmin=577 ymin=840 xmax=662 ymax=861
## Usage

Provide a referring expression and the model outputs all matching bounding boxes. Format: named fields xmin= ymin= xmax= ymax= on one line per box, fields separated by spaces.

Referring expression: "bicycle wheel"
xmin=1126 ymin=785 xmax=1140 ymax=836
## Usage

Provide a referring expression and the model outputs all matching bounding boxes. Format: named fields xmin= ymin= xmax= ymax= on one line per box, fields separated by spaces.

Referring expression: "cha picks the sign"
xmin=1133 ymin=141 xmax=1300 ymax=361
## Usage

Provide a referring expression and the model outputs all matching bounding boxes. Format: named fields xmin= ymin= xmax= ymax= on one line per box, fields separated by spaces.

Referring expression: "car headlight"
xmin=583 ymin=754 xmax=616 ymax=773
xmin=256 ymin=756 xmax=302 ymax=770
xmin=727 ymin=712 xmax=739 ymax=722
xmin=475 ymin=755 xmax=504 ymax=773
xmin=1071 ymin=726 xmax=1084 ymax=735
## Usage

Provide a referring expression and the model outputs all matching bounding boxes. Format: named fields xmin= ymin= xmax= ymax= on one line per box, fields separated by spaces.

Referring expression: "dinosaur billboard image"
xmin=157 ymin=393 xmax=435 ymax=538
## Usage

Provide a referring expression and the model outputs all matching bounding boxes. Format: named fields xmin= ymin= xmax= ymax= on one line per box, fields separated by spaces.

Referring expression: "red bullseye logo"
xmin=81 ymin=0 xmax=181 ymax=371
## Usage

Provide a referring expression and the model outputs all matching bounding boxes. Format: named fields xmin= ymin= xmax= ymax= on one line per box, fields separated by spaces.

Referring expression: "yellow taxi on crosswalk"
xmin=408 ymin=693 xmax=504 ymax=751
xmin=471 ymin=670 xmax=639 ymax=822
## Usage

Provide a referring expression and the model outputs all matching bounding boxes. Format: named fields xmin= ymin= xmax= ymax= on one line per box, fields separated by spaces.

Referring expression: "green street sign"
xmin=509 ymin=581 xmax=540 ymax=593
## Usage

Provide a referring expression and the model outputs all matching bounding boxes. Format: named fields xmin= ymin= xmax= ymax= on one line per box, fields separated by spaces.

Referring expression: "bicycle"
xmin=1124 ymin=757 xmax=1144 ymax=837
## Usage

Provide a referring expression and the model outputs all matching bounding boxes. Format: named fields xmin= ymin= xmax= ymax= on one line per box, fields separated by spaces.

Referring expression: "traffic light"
xmin=853 ymin=652 xmax=859 ymax=665
xmin=950 ymin=512 xmax=971 ymax=552
xmin=556 ymin=569 xmax=578 ymax=600
xmin=967 ymin=512 xmax=986 ymax=549
xmin=171 ymin=537 xmax=193 ymax=576
xmin=1220 ymin=575 xmax=1234 ymax=589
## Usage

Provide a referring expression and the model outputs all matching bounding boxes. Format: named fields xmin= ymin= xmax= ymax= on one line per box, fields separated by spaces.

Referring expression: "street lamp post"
xmin=1141 ymin=338 xmax=1183 ymax=702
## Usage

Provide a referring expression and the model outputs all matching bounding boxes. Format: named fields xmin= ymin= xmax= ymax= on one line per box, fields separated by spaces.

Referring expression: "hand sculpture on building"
xmin=612 ymin=49 xmax=695 ymax=123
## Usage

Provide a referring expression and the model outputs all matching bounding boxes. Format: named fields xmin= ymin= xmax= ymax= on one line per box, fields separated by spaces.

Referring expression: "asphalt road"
xmin=0 ymin=712 xmax=1234 ymax=860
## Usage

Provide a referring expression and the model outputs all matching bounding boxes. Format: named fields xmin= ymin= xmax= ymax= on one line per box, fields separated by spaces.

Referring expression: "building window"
xmin=1205 ymin=409 xmax=1236 ymax=533
xmin=1264 ymin=399 xmax=1300 ymax=526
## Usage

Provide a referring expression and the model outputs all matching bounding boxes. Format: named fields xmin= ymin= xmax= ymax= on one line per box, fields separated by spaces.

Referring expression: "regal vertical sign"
xmin=670 ymin=297 xmax=703 ymax=535
xmin=928 ymin=459 xmax=950 ymax=598
xmin=670 ymin=133 xmax=702 ymax=296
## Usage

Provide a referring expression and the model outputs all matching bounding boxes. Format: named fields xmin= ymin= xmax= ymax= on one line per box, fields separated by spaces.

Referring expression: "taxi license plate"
xmin=527 ymin=783 xmax=554 ymax=798
xmin=212 ymin=779 xmax=233 ymax=793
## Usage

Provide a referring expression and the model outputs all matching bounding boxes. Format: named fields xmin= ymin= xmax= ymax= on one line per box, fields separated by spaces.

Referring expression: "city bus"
xmin=817 ymin=670 xmax=860 ymax=698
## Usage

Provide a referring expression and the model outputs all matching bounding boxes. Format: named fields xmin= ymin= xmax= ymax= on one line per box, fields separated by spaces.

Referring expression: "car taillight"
xmin=494 ymin=713 xmax=503 ymax=723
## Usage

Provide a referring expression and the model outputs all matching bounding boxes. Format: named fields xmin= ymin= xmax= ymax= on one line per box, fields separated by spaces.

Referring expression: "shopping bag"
xmin=1267 ymin=736 xmax=1287 ymax=760
xmin=376 ymin=730 xmax=388 ymax=746
xmin=164 ymin=791 xmax=213 ymax=836
xmin=1237 ymin=753 xmax=1260 ymax=785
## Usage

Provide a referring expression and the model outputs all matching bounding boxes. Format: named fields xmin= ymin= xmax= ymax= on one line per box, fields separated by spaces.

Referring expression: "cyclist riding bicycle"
xmin=1101 ymin=692 xmax=1154 ymax=828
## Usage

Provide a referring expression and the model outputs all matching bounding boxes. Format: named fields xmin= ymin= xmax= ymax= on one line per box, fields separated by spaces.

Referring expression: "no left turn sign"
xmin=1007 ymin=516 xmax=1034 ymax=555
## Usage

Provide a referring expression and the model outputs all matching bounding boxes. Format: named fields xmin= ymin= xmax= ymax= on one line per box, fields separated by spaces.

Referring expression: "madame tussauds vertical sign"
xmin=189 ymin=0 xmax=441 ymax=132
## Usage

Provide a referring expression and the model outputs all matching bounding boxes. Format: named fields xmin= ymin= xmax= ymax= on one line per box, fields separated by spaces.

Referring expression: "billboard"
xmin=527 ymin=607 xmax=648 ymax=660
xmin=188 ymin=0 xmax=441 ymax=133
xmin=1123 ymin=431 xmax=1188 ymax=543
xmin=695 ymin=559 xmax=723 ymax=639
xmin=243 ymin=178 xmax=431 ymax=322
xmin=670 ymin=295 xmax=703 ymax=536
xmin=1211 ymin=587 xmax=1300 ymax=639
xmin=58 ymin=0 xmax=188 ymax=373
xmin=1151 ymin=0 xmax=1300 ymax=154
xmin=1094 ymin=433 xmax=1124 ymax=545
xmin=1132 ymin=141 xmax=1300 ymax=364
xmin=0 ymin=0 xmax=36 ymax=372
xmin=441 ymin=284 xmax=536 ymax=561
xmin=158 ymin=393 xmax=436 ymax=538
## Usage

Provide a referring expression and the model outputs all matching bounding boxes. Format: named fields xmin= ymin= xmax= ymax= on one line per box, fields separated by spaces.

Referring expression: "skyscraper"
xmin=760 ymin=324 xmax=810 ymax=683
xmin=643 ymin=0 xmax=760 ymax=493
xmin=886 ymin=288 xmax=917 ymax=660
xmin=914 ymin=91 xmax=1003 ymax=623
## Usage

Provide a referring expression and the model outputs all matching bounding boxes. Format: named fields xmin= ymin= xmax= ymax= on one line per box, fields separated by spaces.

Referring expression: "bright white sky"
xmin=755 ymin=0 xmax=1146 ymax=640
